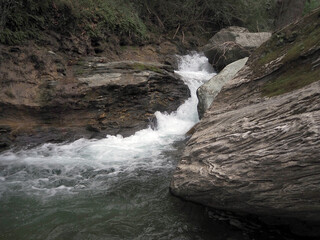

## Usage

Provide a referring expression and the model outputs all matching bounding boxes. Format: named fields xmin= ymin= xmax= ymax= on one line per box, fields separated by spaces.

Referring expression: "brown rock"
xmin=0 ymin=58 xmax=190 ymax=149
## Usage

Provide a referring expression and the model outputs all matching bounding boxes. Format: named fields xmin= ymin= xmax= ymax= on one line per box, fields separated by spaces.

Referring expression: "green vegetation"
xmin=255 ymin=7 xmax=320 ymax=68
xmin=256 ymin=8 xmax=320 ymax=97
xmin=0 ymin=0 xmax=278 ymax=45
xmin=2 ymin=0 xmax=316 ymax=46
xmin=303 ymin=0 xmax=320 ymax=15
xmin=262 ymin=64 xmax=320 ymax=97
xmin=134 ymin=0 xmax=276 ymax=35
xmin=0 ymin=0 xmax=147 ymax=45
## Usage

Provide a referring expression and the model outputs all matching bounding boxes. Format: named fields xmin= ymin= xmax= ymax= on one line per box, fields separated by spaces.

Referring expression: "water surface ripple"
xmin=0 ymin=53 xmax=294 ymax=240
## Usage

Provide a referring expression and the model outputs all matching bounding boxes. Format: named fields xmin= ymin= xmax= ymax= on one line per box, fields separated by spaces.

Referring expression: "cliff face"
xmin=170 ymin=8 xmax=320 ymax=233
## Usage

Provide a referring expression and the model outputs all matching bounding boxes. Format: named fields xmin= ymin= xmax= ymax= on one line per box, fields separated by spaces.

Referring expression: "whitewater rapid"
xmin=0 ymin=53 xmax=298 ymax=240
xmin=0 ymin=53 xmax=215 ymax=198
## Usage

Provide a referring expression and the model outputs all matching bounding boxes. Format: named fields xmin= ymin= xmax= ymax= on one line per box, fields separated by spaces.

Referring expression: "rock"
xmin=0 ymin=125 xmax=13 ymax=151
xmin=0 ymin=58 xmax=190 ymax=149
xmin=197 ymin=57 xmax=248 ymax=119
xmin=171 ymin=9 xmax=320 ymax=236
xmin=201 ymin=26 xmax=271 ymax=71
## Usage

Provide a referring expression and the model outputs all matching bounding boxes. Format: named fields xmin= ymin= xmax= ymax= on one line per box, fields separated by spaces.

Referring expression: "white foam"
xmin=0 ymin=52 xmax=215 ymax=196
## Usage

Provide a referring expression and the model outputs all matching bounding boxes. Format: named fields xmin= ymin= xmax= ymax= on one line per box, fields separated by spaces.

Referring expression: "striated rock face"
xmin=197 ymin=57 xmax=248 ymax=119
xmin=0 ymin=58 xmax=190 ymax=150
xmin=201 ymin=26 xmax=271 ymax=71
xmin=171 ymin=9 xmax=320 ymax=235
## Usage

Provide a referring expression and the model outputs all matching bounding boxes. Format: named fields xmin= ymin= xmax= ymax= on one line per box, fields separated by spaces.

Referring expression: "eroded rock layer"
xmin=171 ymin=9 xmax=320 ymax=232
xmin=0 ymin=58 xmax=190 ymax=150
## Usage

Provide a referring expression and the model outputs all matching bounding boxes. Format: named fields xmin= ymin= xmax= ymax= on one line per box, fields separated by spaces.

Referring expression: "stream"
xmin=0 ymin=53 xmax=296 ymax=240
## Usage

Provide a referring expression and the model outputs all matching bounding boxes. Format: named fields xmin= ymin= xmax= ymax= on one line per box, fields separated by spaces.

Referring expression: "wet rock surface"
xmin=171 ymin=10 xmax=320 ymax=236
xmin=0 ymin=58 xmax=190 ymax=150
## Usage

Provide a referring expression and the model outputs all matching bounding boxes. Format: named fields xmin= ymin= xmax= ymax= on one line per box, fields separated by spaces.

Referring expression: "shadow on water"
xmin=0 ymin=141 xmax=314 ymax=240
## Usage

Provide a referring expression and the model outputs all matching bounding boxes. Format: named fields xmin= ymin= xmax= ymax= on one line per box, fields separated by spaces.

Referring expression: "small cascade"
xmin=0 ymin=53 xmax=226 ymax=240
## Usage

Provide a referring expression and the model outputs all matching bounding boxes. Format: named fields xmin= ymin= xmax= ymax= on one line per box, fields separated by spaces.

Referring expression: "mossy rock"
xmin=262 ymin=62 xmax=320 ymax=97
xmin=249 ymin=9 xmax=320 ymax=97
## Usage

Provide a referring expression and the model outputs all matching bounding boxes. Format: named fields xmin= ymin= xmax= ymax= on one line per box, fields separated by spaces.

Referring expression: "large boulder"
xmin=201 ymin=26 xmax=271 ymax=71
xmin=197 ymin=57 xmax=248 ymax=119
xmin=0 ymin=56 xmax=190 ymax=150
xmin=171 ymin=9 xmax=320 ymax=236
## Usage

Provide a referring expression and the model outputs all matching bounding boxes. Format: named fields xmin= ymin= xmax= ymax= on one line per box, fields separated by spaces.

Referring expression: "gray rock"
xmin=201 ymin=26 xmax=271 ymax=71
xmin=197 ymin=57 xmax=248 ymax=119
xmin=171 ymin=81 xmax=320 ymax=223
xmin=171 ymin=9 xmax=320 ymax=236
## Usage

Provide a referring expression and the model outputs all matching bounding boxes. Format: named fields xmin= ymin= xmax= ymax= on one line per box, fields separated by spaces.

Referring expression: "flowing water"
xmin=0 ymin=53 xmax=295 ymax=240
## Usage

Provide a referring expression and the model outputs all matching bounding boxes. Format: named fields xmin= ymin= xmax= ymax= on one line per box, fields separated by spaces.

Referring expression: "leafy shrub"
xmin=0 ymin=0 xmax=280 ymax=45
xmin=133 ymin=0 xmax=276 ymax=38
xmin=0 ymin=0 xmax=147 ymax=45
xmin=0 ymin=0 xmax=50 ymax=44
xmin=304 ymin=0 xmax=320 ymax=15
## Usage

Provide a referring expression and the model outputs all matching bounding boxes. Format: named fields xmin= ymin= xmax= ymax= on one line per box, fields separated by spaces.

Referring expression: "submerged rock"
xmin=201 ymin=26 xmax=271 ymax=71
xmin=197 ymin=57 xmax=248 ymax=119
xmin=0 ymin=58 xmax=190 ymax=149
xmin=171 ymin=9 xmax=320 ymax=236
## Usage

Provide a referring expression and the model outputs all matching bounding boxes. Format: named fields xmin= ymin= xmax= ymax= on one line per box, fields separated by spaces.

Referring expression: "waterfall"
xmin=0 ymin=52 xmax=215 ymax=197
xmin=0 ymin=53 xmax=220 ymax=240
